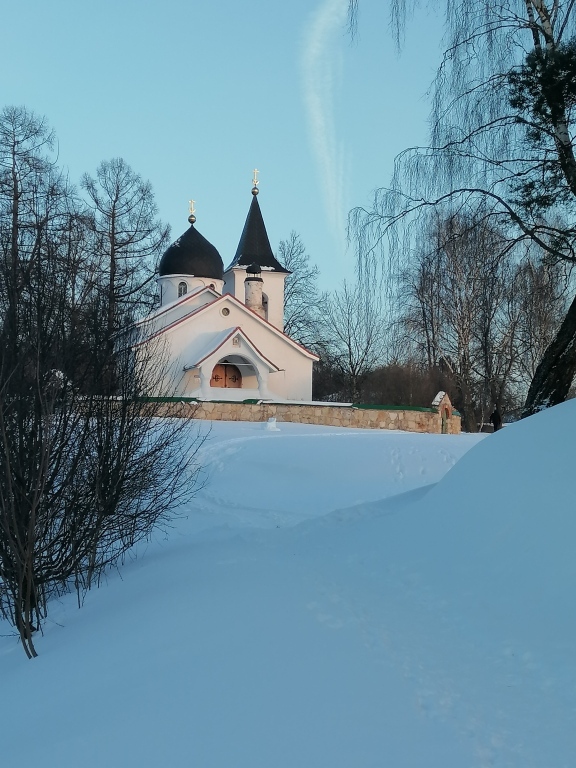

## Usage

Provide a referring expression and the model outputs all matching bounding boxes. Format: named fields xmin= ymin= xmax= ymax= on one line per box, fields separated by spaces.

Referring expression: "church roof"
xmin=226 ymin=193 xmax=289 ymax=273
xmin=158 ymin=221 xmax=224 ymax=280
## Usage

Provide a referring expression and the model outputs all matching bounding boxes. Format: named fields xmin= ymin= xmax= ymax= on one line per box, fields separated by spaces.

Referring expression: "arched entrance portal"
xmin=207 ymin=356 xmax=260 ymax=393
xmin=210 ymin=363 xmax=242 ymax=388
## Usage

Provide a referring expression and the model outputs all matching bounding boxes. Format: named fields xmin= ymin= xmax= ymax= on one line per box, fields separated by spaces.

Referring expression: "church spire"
xmin=228 ymin=175 xmax=289 ymax=273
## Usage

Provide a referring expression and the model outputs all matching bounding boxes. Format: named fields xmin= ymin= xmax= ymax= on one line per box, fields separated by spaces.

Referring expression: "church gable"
xmin=147 ymin=292 xmax=318 ymax=361
xmin=191 ymin=327 xmax=281 ymax=374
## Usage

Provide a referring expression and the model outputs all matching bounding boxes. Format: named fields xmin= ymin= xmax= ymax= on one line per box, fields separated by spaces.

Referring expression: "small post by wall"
xmin=431 ymin=391 xmax=459 ymax=434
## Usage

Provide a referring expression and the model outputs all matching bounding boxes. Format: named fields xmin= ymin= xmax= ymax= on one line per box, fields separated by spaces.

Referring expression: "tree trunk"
xmin=523 ymin=291 xmax=576 ymax=416
xmin=457 ymin=383 xmax=478 ymax=432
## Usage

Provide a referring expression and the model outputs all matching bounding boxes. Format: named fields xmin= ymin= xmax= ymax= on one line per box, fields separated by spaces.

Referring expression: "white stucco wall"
xmin=158 ymin=275 xmax=224 ymax=306
xmin=140 ymin=293 xmax=315 ymax=401
xmin=223 ymin=267 xmax=287 ymax=331
xmin=136 ymin=288 xmax=218 ymax=339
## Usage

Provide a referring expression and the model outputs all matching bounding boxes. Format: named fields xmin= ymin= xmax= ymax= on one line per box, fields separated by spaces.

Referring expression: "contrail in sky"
xmin=301 ymin=0 xmax=348 ymax=251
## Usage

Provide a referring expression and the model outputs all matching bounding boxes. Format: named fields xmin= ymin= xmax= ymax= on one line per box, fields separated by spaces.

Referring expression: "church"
xmin=134 ymin=177 xmax=319 ymax=402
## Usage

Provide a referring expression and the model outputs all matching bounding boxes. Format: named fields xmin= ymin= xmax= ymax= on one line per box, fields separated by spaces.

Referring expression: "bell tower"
xmin=223 ymin=173 xmax=290 ymax=330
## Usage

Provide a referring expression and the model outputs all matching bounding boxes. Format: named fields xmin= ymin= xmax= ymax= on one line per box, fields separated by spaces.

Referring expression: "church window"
xmin=221 ymin=307 xmax=230 ymax=317
xmin=178 ymin=281 xmax=187 ymax=297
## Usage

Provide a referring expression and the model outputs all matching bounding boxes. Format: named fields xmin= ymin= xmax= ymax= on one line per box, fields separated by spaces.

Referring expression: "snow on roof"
xmin=431 ymin=390 xmax=447 ymax=407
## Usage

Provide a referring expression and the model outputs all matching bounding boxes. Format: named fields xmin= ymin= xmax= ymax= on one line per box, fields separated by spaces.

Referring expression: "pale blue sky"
xmin=3 ymin=0 xmax=442 ymax=289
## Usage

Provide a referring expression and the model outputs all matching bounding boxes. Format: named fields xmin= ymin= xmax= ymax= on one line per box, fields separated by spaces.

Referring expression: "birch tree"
xmin=400 ymin=213 xmax=520 ymax=429
xmin=348 ymin=1 xmax=576 ymax=415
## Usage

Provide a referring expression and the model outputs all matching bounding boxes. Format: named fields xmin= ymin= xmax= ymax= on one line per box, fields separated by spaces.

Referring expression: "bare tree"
xmin=348 ymin=1 xmax=576 ymax=415
xmin=513 ymin=258 xmax=571 ymax=382
xmin=0 ymin=332 xmax=203 ymax=658
xmin=320 ymin=280 xmax=386 ymax=402
xmin=397 ymin=207 xmax=572 ymax=426
xmin=0 ymin=109 xmax=204 ymax=658
xmin=0 ymin=107 xmax=58 ymax=363
xmin=82 ymin=159 xmax=170 ymax=336
xmin=278 ymin=231 xmax=327 ymax=349
xmin=400 ymin=214 xmax=509 ymax=429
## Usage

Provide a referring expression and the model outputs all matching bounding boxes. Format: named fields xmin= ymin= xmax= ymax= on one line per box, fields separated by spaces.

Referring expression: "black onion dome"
xmin=158 ymin=223 xmax=224 ymax=279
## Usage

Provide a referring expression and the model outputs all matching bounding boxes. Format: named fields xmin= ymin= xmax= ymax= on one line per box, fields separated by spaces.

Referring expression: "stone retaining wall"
xmin=155 ymin=400 xmax=461 ymax=434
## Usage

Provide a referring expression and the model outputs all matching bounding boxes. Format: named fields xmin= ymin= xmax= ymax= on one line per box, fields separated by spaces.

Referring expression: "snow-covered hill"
xmin=1 ymin=410 xmax=574 ymax=767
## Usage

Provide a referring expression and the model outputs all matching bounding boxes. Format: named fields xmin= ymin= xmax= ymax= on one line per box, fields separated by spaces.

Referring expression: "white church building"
xmin=134 ymin=182 xmax=318 ymax=401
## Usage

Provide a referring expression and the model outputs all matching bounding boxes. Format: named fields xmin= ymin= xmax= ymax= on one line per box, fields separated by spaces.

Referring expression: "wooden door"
xmin=210 ymin=364 xmax=226 ymax=387
xmin=224 ymin=364 xmax=242 ymax=388
xmin=210 ymin=363 xmax=242 ymax=388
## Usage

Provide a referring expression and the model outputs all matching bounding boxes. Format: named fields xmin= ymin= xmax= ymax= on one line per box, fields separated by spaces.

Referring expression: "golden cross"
xmin=189 ymin=199 xmax=196 ymax=216
xmin=252 ymin=168 xmax=259 ymax=188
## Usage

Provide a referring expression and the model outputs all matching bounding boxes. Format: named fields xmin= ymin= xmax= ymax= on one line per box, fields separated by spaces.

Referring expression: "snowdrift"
xmin=422 ymin=398 xmax=576 ymax=644
xmin=0 ymin=409 xmax=574 ymax=767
